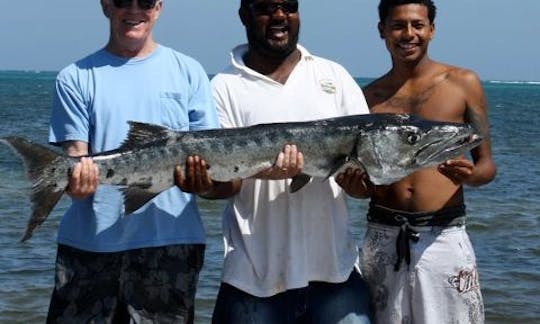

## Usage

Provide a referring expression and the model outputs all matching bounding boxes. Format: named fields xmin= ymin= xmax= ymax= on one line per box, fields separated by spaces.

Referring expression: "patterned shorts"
xmin=46 ymin=243 xmax=205 ymax=324
xmin=361 ymin=223 xmax=484 ymax=324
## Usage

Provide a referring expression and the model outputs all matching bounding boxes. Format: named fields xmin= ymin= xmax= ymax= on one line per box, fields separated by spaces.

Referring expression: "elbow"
xmin=470 ymin=161 xmax=497 ymax=187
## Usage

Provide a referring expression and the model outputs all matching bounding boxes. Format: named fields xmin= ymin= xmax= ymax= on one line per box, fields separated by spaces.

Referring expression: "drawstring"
xmin=393 ymin=216 xmax=420 ymax=272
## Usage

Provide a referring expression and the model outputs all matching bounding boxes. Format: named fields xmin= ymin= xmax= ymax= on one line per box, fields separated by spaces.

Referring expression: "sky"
xmin=0 ymin=0 xmax=538 ymax=82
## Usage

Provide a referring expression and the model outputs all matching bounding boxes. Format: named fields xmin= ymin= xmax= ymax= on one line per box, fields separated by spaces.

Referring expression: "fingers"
xmin=263 ymin=144 xmax=303 ymax=179
xmin=174 ymin=165 xmax=184 ymax=188
xmin=439 ymin=159 xmax=474 ymax=185
xmin=193 ymin=156 xmax=212 ymax=191
xmin=67 ymin=157 xmax=99 ymax=199
xmin=336 ymin=168 xmax=371 ymax=198
xmin=176 ymin=155 xmax=214 ymax=195
xmin=336 ymin=168 xmax=356 ymax=187
xmin=283 ymin=144 xmax=298 ymax=169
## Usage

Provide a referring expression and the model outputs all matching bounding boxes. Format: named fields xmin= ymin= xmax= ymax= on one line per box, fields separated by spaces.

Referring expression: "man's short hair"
xmin=241 ymin=0 xmax=254 ymax=8
xmin=378 ymin=0 xmax=437 ymax=23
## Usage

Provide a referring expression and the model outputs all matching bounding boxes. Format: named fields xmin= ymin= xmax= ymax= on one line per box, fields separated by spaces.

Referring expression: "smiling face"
xmin=378 ymin=4 xmax=434 ymax=64
xmin=240 ymin=0 xmax=300 ymax=59
xmin=101 ymin=0 xmax=162 ymax=57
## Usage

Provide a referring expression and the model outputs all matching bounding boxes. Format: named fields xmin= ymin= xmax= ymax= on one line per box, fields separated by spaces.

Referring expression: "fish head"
xmin=355 ymin=114 xmax=482 ymax=185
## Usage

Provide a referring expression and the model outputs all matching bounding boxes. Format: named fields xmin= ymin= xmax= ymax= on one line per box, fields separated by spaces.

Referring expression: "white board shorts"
xmin=360 ymin=222 xmax=484 ymax=324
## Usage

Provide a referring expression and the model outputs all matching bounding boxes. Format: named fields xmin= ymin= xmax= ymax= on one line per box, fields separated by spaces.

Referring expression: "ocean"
xmin=0 ymin=71 xmax=538 ymax=323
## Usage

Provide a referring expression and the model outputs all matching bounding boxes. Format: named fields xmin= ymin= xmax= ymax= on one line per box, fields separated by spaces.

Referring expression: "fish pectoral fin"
xmin=120 ymin=186 xmax=161 ymax=215
xmin=324 ymin=155 xmax=368 ymax=182
xmin=324 ymin=156 xmax=350 ymax=181
xmin=290 ymin=174 xmax=312 ymax=193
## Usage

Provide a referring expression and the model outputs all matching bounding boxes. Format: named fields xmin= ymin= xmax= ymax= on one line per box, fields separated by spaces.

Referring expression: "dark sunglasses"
xmin=250 ymin=1 xmax=299 ymax=16
xmin=112 ymin=0 xmax=158 ymax=10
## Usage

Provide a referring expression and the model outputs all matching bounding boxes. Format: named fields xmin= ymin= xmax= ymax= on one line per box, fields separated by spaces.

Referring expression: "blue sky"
xmin=1 ymin=0 xmax=538 ymax=81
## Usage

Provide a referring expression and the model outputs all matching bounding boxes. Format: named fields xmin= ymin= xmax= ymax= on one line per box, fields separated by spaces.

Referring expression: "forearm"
xmin=199 ymin=179 xmax=242 ymax=200
xmin=62 ymin=141 xmax=89 ymax=157
xmin=465 ymin=159 xmax=497 ymax=187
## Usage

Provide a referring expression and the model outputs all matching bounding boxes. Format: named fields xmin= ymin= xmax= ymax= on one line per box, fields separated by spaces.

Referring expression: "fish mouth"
xmin=415 ymin=133 xmax=482 ymax=164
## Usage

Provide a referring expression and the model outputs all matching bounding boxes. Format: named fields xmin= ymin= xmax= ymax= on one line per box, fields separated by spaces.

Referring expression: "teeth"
xmin=125 ymin=20 xmax=143 ymax=26
xmin=398 ymin=43 xmax=418 ymax=50
xmin=269 ymin=26 xmax=287 ymax=38
xmin=399 ymin=43 xmax=416 ymax=49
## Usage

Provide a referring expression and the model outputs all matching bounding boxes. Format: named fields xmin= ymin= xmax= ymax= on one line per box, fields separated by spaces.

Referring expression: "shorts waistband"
xmin=367 ymin=203 xmax=467 ymax=272
xmin=367 ymin=203 xmax=467 ymax=227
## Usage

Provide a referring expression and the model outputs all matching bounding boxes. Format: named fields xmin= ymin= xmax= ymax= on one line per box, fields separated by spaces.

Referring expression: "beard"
xmin=246 ymin=22 xmax=300 ymax=59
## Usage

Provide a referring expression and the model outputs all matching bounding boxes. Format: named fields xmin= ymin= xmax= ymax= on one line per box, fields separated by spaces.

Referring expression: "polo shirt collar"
xmin=230 ymin=44 xmax=312 ymax=79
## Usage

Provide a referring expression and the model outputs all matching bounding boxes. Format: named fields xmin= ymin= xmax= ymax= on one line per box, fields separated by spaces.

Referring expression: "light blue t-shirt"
xmin=49 ymin=45 xmax=219 ymax=252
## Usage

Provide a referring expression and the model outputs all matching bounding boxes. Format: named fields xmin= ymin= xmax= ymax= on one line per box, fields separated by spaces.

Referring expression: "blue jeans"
xmin=212 ymin=270 xmax=372 ymax=324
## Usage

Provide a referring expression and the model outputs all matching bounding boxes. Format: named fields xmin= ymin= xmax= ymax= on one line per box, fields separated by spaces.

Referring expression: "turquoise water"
xmin=0 ymin=71 xmax=539 ymax=323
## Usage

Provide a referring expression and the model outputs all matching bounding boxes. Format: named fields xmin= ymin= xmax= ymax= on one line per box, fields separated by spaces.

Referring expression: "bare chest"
xmin=369 ymin=81 xmax=466 ymax=121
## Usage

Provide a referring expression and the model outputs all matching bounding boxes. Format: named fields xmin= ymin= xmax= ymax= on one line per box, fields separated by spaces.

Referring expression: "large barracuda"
xmin=1 ymin=113 xmax=481 ymax=241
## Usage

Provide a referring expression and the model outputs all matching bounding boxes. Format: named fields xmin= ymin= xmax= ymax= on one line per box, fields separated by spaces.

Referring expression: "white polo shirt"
xmin=211 ymin=44 xmax=369 ymax=297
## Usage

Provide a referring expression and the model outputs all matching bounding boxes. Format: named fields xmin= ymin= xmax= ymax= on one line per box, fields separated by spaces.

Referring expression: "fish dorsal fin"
xmin=118 ymin=121 xmax=173 ymax=151
xmin=120 ymin=185 xmax=161 ymax=215
xmin=290 ymin=173 xmax=312 ymax=193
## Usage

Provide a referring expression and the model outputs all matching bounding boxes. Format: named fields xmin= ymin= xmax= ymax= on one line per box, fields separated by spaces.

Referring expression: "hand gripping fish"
xmin=1 ymin=113 xmax=481 ymax=241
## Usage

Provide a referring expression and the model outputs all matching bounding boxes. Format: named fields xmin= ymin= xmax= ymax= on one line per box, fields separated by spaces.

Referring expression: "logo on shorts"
xmin=448 ymin=267 xmax=480 ymax=293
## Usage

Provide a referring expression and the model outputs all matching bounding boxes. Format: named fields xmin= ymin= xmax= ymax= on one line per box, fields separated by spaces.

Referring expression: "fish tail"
xmin=1 ymin=136 xmax=65 ymax=242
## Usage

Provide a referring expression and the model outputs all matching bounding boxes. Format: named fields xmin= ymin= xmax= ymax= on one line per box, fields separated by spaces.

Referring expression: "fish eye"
xmin=407 ymin=132 xmax=421 ymax=144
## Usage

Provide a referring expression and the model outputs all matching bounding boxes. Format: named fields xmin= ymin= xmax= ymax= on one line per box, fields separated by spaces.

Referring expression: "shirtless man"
xmin=349 ymin=1 xmax=497 ymax=323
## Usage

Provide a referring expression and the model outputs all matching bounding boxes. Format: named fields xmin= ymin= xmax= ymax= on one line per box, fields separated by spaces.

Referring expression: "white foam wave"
xmin=488 ymin=80 xmax=540 ymax=85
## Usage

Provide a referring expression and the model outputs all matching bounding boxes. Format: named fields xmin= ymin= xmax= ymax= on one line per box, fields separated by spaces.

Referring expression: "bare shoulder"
xmin=362 ymin=75 xmax=394 ymax=107
xmin=445 ymin=64 xmax=483 ymax=89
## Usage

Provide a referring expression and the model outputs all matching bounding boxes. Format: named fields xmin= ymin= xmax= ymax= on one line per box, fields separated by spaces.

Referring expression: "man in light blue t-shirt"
xmin=46 ymin=1 xmax=232 ymax=322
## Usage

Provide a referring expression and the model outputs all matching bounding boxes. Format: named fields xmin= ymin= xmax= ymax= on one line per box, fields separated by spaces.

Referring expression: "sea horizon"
xmin=1 ymin=69 xmax=539 ymax=85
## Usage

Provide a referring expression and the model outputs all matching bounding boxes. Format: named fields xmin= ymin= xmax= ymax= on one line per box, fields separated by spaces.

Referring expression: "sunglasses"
xmin=112 ymin=0 xmax=158 ymax=10
xmin=250 ymin=1 xmax=299 ymax=16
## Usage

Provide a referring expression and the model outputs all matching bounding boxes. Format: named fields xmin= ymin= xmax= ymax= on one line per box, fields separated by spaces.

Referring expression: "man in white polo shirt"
xmin=210 ymin=0 xmax=373 ymax=323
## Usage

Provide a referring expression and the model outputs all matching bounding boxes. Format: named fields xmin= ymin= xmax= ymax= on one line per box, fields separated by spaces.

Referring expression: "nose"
xmin=403 ymin=24 xmax=414 ymax=39
xmin=271 ymin=5 xmax=288 ymax=18
xmin=128 ymin=0 xmax=143 ymax=11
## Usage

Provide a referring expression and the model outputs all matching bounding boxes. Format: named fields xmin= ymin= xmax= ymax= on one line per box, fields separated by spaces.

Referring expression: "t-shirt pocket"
xmin=160 ymin=92 xmax=189 ymax=130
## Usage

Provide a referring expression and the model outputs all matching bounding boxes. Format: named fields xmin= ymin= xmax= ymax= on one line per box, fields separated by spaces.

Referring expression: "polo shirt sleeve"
xmin=211 ymin=75 xmax=236 ymax=129
xmin=335 ymin=64 xmax=370 ymax=116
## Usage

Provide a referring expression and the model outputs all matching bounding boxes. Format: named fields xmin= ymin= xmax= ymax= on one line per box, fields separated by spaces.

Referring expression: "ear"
xmin=101 ymin=0 xmax=111 ymax=18
xmin=377 ymin=22 xmax=385 ymax=39
xmin=239 ymin=6 xmax=249 ymax=27
xmin=429 ymin=23 xmax=435 ymax=40
xmin=154 ymin=0 xmax=163 ymax=19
